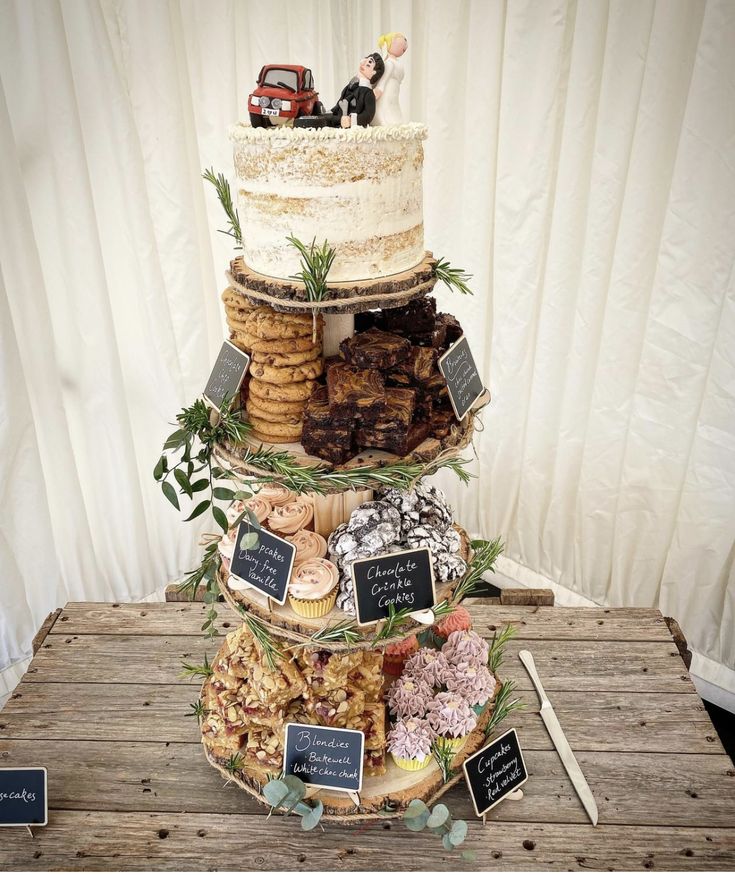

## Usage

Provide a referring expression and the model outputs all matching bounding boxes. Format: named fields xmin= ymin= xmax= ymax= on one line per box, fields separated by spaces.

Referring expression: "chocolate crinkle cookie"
xmin=344 ymin=500 xmax=402 ymax=554
xmin=378 ymin=481 xmax=454 ymax=534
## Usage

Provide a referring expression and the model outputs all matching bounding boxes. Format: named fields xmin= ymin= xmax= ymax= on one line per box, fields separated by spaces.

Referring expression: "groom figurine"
xmin=328 ymin=52 xmax=385 ymax=127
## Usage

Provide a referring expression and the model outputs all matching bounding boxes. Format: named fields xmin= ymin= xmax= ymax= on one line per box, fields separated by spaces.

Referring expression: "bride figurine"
xmin=372 ymin=31 xmax=408 ymax=126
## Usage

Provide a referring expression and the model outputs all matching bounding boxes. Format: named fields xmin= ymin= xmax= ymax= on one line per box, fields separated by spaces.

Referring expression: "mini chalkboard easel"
xmin=203 ymin=340 xmax=250 ymax=410
xmin=462 ymin=728 xmax=528 ymax=823
xmin=438 ymin=335 xmax=486 ymax=421
xmin=351 ymin=547 xmax=436 ymax=627
xmin=229 ymin=521 xmax=296 ymax=606
xmin=283 ymin=723 xmax=364 ymax=808
xmin=0 ymin=768 xmax=48 ymax=836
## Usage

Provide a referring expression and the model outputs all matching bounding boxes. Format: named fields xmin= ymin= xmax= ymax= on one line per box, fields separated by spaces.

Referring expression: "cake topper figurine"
xmin=327 ymin=52 xmax=385 ymax=127
xmin=372 ymin=32 xmax=408 ymax=126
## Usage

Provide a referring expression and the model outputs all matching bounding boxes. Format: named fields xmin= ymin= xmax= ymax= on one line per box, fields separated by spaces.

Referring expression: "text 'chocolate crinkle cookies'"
xmin=229 ymin=300 xmax=323 ymax=444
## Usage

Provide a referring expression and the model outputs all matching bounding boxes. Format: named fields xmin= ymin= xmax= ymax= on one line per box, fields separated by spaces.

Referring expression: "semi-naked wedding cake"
xmin=230 ymin=122 xmax=427 ymax=281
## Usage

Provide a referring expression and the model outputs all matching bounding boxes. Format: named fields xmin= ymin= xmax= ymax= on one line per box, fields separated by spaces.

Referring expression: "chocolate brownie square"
xmin=414 ymin=391 xmax=433 ymax=422
xmin=360 ymin=387 xmax=416 ymax=428
xmin=410 ymin=322 xmax=448 ymax=349
xmin=430 ymin=405 xmax=456 ymax=439
xmin=354 ymin=310 xmax=379 ymax=333
xmin=340 ymin=328 xmax=411 ymax=369
xmin=436 ymin=312 xmax=463 ymax=346
xmin=305 ymin=385 xmax=354 ymax=426
xmin=380 ymin=296 xmax=436 ymax=334
xmin=388 ymin=346 xmax=438 ymax=384
xmin=301 ymin=423 xmax=355 ymax=465
xmin=327 ymin=362 xmax=385 ymax=414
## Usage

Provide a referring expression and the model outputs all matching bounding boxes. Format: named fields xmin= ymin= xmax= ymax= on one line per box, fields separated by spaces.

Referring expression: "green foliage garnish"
xmin=434 ymin=258 xmax=473 ymax=295
xmin=306 ymin=620 xmax=362 ymax=647
xmin=374 ymin=603 xmax=414 ymax=643
xmin=454 ymin=537 xmax=504 ymax=602
xmin=431 ymin=739 xmax=458 ymax=783
xmin=187 ymin=700 xmax=207 ymax=722
xmin=287 ymin=236 xmax=337 ymax=302
xmin=223 ymin=753 xmax=246 ymax=774
xmin=485 ymin=679 xmax=524 ymax=738
xmin=203 ymin=167 xmax=242 ymax=247
xmin=263 ymin=776 xmax=324 ymax=830
xmin=403 ymin=799 xmax=469 ymax=852
xmin=244 ymin=615 xmax=285 ymax=672
xmin=180 ymin=653 xmax=213 ymax=680
xmin=487 ymin=623 xmax=517 ymax=673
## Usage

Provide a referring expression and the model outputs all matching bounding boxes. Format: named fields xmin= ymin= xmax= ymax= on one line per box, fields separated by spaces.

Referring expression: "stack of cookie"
xmin=223 ymin=295 xmax=324 ymax=444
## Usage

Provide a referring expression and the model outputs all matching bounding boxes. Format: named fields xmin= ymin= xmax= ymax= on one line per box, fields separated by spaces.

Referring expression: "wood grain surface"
xmin=1 ymin=601 xmax=733 ymax=871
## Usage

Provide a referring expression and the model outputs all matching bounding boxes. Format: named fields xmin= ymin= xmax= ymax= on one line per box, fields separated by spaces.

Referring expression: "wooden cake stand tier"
xmin=203 ymin=682 xmax=497 ymax=821
xmin=227 ymin=252 xmax=438 ymax=315
xmin=216 ymin=525 xmax=473 ymax=649
xmin=213 ymin=401 xmax=480 ymax=497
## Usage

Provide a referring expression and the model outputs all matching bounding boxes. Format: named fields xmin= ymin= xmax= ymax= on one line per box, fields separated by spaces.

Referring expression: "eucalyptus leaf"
xmin=426 ymin=804 xmax=451 ymax=829
xmin=293 ymin=801 xmax=312 ymax=817
xmin=212 ymin=486 xmax=236 ymax=501
xmin=239 ymin=531 xmax=259 ymax=551
xmin=174 ymin=468 xmax=193 ymax=498
xmin=234 ymin=490 xmax=253 ymax=500
xmin=153 ymin=456 xmax=165 ymax=481
xmin=203 ymin=591 xmax=218 ymax=604
xmin=212 ymin=505 xmax=229 ymax=533
xmin=184 ymin=500 xmax=210 ymax=522
xmin=301 ymin=799 xmax=323 ymax=831
xmin=191 ymin=478 xmax=209 ymax=493
xmin=281 ymin=775 xmax=306 ymax=798
xmin=161 ymin=481 xmax=180 ymax=510
xmin=442 ymin=833 xmax=454 ymax=851
xmin=461 ymin=850 xmax=477 ymax=862
xmin=262 ymin=779 xmax=289 ymax=808
xmin=449 ymin=820 xmax=468 ymax=845
xmin=246 ymin=508 xmax=262 ymax=529
xmin=403 ymin=798 xmax=431 ymax=831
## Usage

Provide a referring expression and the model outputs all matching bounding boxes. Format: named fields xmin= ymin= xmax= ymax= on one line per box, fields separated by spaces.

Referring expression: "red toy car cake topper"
xmin=248 ymin=64 xmax=324 ymax=127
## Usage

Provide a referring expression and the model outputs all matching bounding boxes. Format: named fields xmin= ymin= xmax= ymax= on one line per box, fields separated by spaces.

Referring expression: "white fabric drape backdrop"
xmin=1 ymin=0 xmax=733 ymax=700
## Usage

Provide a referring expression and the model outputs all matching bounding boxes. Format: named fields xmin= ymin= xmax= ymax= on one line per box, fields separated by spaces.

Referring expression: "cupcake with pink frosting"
xmin=387 ymin=674 xmax=433 ymax=720
xmin=387 ymin=716 xmax=437 ymax=771
xmin=267 ymin=496 xmax=314 ymax=536
xmin=432 ymin=605 xmax=472 ymax=643
xmin=255 ymin=483 xmax=293 ymax=507
xmin=444 ymin=661 xmax=498 ymax=712
xmin=441 ymin=629 xmax=489 ymax=667
xmin=403 ymin=648 xmax=451 ymax=689
xmin=287 ymin=530 xmax=327 ymax=563
xmin=287 ymin=557 xmax=339 ymax=618
xmin=383 ymin=634 xmax=419 ymax=676
xmin=425 ymin=691 xmax=477 ymax=752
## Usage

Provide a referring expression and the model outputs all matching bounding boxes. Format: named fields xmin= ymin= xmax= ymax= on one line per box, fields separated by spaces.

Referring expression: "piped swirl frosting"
xmin=267 ymin=497 xmax=314 ymax=535
xmin=289 ymin=558 xmax=339 ymax=601
xmin=387 ymin=716 xmax=436 ymax=761
xmin=287 ymin=530 xmax=327 ymax=563
xmin=425 ymin=692 xmax=477 ymax=738
xmin=256 ymin=483 xmax=294 ymax=507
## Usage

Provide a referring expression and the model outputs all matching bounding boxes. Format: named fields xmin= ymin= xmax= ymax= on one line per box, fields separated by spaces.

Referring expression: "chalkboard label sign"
xmin=462 ymin=728 xmax=528 ymax=817
xmin=351 ymin=547 xmax=436 ymax=627
xmin=229 ymin=521 xmax=296 ymax=606
xmin=0 ymin=768 xmax=47 ymax=827
xmin=438 ymin=335 xmax=485 ymax=421
xmin=203 ymin=340 xmax=250 ymax=410
xmin=283 ymin=723 xmax=364 ymax=793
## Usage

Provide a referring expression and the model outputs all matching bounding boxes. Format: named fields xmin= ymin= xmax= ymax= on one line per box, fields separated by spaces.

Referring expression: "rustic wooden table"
xmin=1 ymin=601 xmax=734 ymax=871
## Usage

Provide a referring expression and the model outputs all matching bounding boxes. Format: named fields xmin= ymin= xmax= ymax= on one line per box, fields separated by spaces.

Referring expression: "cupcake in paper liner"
xmin=383 ymin=634 xmax=419 ymax=675
xmin=403 ymin=647 xmax=450 ymax=688
xmin=388 ymin=716 xmax=436 ymax=771
xmin=267 ymin=496 xmax=314 ymax=535
xmin=432 ymin=605 xmax=472 ymax=644
xmin=255 ymin=482 xmax=294 ymax=507
xmin=287 ymin=530 xmax=327 ymax=563
xmin=426 ymin=691 xmax=477 ymax=752
xmin=287 ymin=557 xmax=339 ymax=618
xmin=441 ymin=629 xmax=490 ymax=667
xmin=387 ymin=674 xmax=433 ymax=720
xmin=444 ymin=661 xmax=498 ymax=714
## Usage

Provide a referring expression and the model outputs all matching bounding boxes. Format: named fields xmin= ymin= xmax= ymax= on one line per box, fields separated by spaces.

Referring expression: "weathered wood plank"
xmin=23 ymin=635 xmax=695 ymax=693
xmin=0 ymin=810 xmax=733 ymax=871
xmin=1 ymin=739 xmax=733 ymax=828
xmin=0 ymin=684 xmax=722 ymax=755
xmin=51 ymin=602 xmax=673 ymax=642
xmin=32 ymin=609 xmax=62 ymax=654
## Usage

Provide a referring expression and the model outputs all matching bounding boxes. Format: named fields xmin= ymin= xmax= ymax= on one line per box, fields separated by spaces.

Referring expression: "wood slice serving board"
xmin=217 ymin=526 xmax=473 ymax=647
xmin=228 ymin=252 xmax=438 ymax=315
xmin=203 ymin=684 xmax=496 ymax=821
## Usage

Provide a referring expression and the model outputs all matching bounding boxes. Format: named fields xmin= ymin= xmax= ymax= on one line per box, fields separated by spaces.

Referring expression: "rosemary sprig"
xmin=180 ymin=653 xmax=213 ymax=680
xmin=305 ymin=620 xmax=362 ymax=647
xmin=223 ymin=753 xmax=246 ymax=774
xmin=374 ymin=604 xmax=414 ymax=643
xmin=452 ymin=537 xmax=504 ymax=603
xmin=287 ymin=235 xmax=337 ymax=302
xmin=434 ymin=258 xmax=473 ymax=295
xmin=203 ymin=167 xmax=242 ymax=247
xmin=431 ymin=739 xmax=457 ymax=783
xmin=244 ymin=615 xmax=285 ymax=671
xmin=485 ymin=680 xmax=524 ymax=738
xmin=187 ymin=700 xmax=207 ymax=722
xmin=226 ymin=443 xmax=474 ymax=496
xmin=487 ymin=623 xmax=517 ymax=673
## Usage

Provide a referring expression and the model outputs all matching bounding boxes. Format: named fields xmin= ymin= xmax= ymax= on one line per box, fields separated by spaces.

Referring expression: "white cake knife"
xmin=519 ymin=649 xmax=599 ymax=826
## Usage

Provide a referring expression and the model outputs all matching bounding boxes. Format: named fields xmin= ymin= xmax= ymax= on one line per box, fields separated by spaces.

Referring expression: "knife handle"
xmin=519 ymin=649 xmax=550 ymax=707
